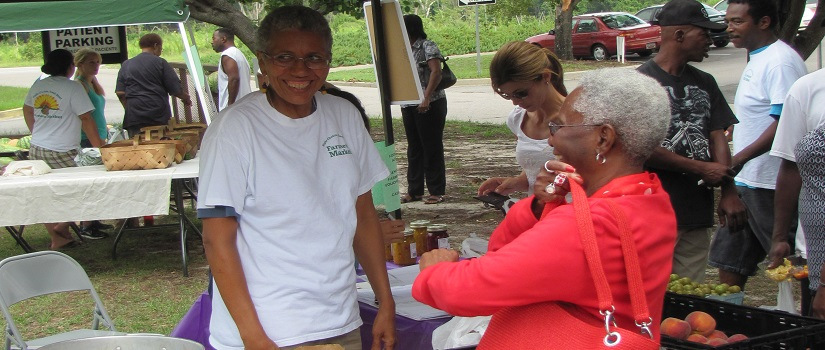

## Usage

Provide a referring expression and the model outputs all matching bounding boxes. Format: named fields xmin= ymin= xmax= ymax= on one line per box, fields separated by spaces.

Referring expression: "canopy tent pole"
xmin=178 ymin=22 xmax=213 ymax=125
xmin=369 ymin=0 xmax=401 ymax=219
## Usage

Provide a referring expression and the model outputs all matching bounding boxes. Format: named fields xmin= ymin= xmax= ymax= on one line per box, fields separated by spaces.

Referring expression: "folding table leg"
xmin=173 ymin=179 xmax=190 ymax=277
xmin=5 ymin=226 xmax=34 ymax=253
xmin=110 ymin=219 xmax=129 ymax=259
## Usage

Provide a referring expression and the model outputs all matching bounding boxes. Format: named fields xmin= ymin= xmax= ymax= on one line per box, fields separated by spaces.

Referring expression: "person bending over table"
xmin=412 ymin=69 xmax=677 ymax=345
xmin=477 ymin=41 xmax=567 ymax=198
xmin=23 ymin=49 xmax=104 ymax=250
xmin=196 ymin=6 xmax=395 ymax=350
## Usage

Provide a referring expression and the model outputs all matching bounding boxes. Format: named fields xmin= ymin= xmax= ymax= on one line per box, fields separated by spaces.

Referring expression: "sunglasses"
xmin=498 ymin=89 xmax=530 ymax=100
xmin=548 ymin=121 xmax=601 ymax=136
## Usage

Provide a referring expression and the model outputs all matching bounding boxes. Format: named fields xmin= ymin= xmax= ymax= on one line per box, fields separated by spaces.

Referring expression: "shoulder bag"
xmin=435 ymin=57 xmax=457 ymax=90
xmin=477 ymin=181 xmax=659 ymax=349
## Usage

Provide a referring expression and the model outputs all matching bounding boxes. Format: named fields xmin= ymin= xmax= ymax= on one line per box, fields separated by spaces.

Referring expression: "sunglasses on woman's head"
xmin=498 ymin=89 xmax=529 ymax=100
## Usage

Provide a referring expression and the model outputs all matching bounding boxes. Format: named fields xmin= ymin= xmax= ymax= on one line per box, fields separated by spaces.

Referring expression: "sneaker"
xmin=88 ymin=221 xmax=114 ymax=230
xmin=79 ymin=227 xmax=108 ymax=240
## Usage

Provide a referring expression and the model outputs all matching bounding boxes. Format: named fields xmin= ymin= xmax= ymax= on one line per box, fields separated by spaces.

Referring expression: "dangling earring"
xmin=260 ymin=83 xmax=268 ymax=94
xmin=595 ymin=150 xmax=606 ymax=164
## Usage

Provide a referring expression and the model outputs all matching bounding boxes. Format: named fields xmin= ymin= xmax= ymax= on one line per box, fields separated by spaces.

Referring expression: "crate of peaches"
xmin=660 ymin=292 xmax=825 ymax=349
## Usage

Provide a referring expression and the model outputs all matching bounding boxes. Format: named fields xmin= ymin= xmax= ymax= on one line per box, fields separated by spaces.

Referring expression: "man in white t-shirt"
xmin=211 ymin=28 xmax=252 ymax=111
xmin=767 ymin=66 xmax=825 ymax=316
xmin=708 ymin=0 xmax=807 ymax=290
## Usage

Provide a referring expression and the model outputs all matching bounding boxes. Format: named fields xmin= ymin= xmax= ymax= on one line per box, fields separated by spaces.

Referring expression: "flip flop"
xmin=400 ymin=194 xmax=422 ymax=203
xmin=424 ymin=195 xmax=444 ymax=204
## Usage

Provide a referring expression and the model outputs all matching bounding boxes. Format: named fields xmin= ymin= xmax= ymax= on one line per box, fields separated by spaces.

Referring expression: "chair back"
xmin=0 ymin=251 xmax=94 ymax=305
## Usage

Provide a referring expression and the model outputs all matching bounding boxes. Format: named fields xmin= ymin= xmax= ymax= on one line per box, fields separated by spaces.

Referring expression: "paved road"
xmin=1 ymin=44 xmax=822 ymax=136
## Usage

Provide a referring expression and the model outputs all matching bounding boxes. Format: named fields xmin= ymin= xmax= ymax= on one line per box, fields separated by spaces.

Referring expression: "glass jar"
xmin=392 ymin=229 xmax=417 ymax=266
xmin=410 ymin=220 xmax=430 ymax=256
xmin=427 ymin=224 xmax=449 ymax=251
xmin=385 ymin=242 xmax=393 ymax=262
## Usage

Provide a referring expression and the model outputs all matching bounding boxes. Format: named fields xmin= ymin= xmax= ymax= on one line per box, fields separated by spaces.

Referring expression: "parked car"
xmin=714 ymin=0 xmax=816 ymax=31
xmin=635 ymin=3 xmax=730 ymax=47
xmin=525 ymin=12 xmax=661 ymax=61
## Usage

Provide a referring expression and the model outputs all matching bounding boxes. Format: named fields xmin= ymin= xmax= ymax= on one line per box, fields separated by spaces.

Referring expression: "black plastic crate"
xmin=661 ymin=292 xmax=825 ymax=349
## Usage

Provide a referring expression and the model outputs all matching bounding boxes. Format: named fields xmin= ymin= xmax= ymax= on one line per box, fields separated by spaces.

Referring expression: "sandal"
xmin=400 ymin=194 xmax=422 ymax=203
xmin=424 ymin=195 xmax=444 ymax=204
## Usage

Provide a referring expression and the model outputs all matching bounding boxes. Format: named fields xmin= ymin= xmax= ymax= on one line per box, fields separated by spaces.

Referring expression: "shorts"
xmin=28 ymin=144 xmax=78 ymax=169
xmin=708 ymin=186 xmax=776 ymax=276
xmin=672 ymin=227 xmax=711 ymax=282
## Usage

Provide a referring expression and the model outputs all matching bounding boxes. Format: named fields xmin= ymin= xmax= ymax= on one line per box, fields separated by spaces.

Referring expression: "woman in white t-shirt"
xmin=23 ymin=49 xmax=104 ymax=249
xmin=197 ymin=6 xmax=395 ymax=350
xmin=477 ymin=41 xmax=567 ymax=199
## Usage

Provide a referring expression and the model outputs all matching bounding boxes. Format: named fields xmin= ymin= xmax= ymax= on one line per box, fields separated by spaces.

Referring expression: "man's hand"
xmin=372 ymin=303 xmax=396 ymax=350
xmin=699 ymin=162 xmax=735 ymax=187
xmin=717 ymin=191 xmax=747 ymax=232
xmin=242 ymin=337 xmax=278 ymax=350
xmin=767 ymin=241 xmax=791 ymax=270
xmin=418 ymin=248 xmax=459 ymax=270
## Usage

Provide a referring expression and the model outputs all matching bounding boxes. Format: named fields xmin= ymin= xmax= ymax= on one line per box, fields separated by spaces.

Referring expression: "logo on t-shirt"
xmin=742 ymin=69 xmax=753 ymax=83
xmin=33 ymin=93 xmax=61 ymax=117
xmin=323 ymin=134 xmax=352 ymax=158
xmin=661 ymin=85 xmax=712 ymax=161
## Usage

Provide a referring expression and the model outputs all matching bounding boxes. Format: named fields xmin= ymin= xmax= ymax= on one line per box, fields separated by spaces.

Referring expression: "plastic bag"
xmin=776 ymin=280 xmax=797 ymax=314
xmin=107 ymin=125 xmax=129 ymax=144
xmin=431 ymin=316 xmax=491 ymax=350
xmin=460 ymin=233 xmax=489 ymax=258
xmin=74 ymin=148 xmax=102 ymax=166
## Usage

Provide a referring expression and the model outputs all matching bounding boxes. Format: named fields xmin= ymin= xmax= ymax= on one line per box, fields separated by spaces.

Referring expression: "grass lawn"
xmin=0 ymin=86 xmax=28 ymax=111
xmin=326 ymin=54 xmax=628 ymax=83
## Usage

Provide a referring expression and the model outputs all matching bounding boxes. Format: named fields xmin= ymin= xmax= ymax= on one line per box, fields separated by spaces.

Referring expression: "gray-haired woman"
xmin=413 ymin=69 xmax=677 ymax=345
xmin=197 ymin=5 xmax=396 ymax=350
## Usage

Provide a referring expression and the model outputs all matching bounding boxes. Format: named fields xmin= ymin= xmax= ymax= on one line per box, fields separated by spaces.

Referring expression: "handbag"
xmin=435 ymin=57 xmax=457 ymax=90
xmin=477 ymin=181 xmax=659 ymax=349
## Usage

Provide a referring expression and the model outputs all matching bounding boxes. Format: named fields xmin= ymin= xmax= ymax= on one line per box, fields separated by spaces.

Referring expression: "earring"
xmin=595 ymin=151 xmax=606 ymax=164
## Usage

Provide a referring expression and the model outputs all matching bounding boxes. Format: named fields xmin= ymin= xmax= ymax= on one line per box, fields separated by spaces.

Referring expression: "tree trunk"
xmin=185 ymin=0 xmax=260 ymax=51
xmin=554 ymin=2 xmax=576 ymax=60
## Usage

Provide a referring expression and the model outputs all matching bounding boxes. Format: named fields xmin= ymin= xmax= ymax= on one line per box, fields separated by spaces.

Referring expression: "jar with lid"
xmin=427 ymin=224 xmax=449 ymax=251
xmin=392 ymin=229 xmax=417 ymax=266
xmin=409 ymin=220 xmax=430 ymax=256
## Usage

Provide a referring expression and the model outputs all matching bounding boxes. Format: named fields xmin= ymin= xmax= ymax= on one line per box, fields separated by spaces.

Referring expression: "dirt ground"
xmin=377 ymin=119 xmax=804 ymax=312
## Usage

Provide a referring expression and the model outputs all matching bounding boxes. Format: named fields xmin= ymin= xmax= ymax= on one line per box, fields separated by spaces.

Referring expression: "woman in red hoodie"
xmin=412 ymin=68 xmax=677 ymax=347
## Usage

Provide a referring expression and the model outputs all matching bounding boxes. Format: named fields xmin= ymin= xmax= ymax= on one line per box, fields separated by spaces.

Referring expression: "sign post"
xmin=458 ymin=0 xmax=495 ymax=76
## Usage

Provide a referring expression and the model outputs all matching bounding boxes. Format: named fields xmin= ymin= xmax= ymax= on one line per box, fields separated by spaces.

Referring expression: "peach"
xmin=728 ymin=333 xmax=748 ymax=343
xmin=661 ymin=317 xmax=692 ymax=340
xmin=708 ymin=329 xmax=728 ymax=340
xmin=685 ymin=311 xmax=717 ymax=336
xmin=686 ymin=334 xmax=708 ymax=344
xmin=707 ymin=338 xmax=728 ymax=347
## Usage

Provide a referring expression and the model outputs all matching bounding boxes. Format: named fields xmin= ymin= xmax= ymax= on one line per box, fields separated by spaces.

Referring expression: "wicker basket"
xmin=130 ymin=127 xmax=186 ymax=164
xmin=100 ymin=137 xmax=176 ymax=171
xmin=168 ymin=121 xmax=207 ymax=147
xmin=166 ymin=130 xmax=201 ymax=159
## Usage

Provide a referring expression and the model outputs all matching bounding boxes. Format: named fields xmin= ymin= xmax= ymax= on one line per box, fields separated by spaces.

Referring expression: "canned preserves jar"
xmin=392 ymin=229 xmax=417 ymax=266
xmin=410 ymin=220 xmax=430 ymax=256
xmin=427 ymin=224 xmax=449 ymax=251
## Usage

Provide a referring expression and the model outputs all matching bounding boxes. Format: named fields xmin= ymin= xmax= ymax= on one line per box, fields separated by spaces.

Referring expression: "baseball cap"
xmin=653 ymin=0 xmax=728 ymax=31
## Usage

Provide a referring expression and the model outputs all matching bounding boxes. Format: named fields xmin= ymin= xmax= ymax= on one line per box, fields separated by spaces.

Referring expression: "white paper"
xmin=357 ymin=282 xmax=449 ymax=321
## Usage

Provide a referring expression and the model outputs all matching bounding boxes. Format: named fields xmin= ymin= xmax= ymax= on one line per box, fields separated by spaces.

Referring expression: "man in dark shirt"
xmin=638 ymin=0 xmax=747 ymax=282
xmin=116 ymin=33 xmax=191 ymax=136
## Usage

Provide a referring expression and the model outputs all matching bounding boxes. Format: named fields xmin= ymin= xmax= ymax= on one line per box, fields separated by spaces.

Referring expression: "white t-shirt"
xmin=505 ymin=107 xmax=554 ymax=195
xmin=217 ymin=46 xmax=252 ymax=111
xmin=770 ymin=68 xmax=825 ymax=162
xmin=24 ymin=76 xmax=94 ymax=152
xmin=733 ymin=40 xmax=806 ymax=189
xmin=197 ymin=91 xmax=389 ymax=349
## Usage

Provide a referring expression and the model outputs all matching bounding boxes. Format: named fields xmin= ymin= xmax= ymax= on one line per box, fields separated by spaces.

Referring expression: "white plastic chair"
xmin=0 ymin=251 xmax=124 ymax=350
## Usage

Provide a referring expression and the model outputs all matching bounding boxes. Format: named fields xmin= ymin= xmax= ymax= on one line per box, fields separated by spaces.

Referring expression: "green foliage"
xmin=578 ymin=0 xmax=662 ymax=14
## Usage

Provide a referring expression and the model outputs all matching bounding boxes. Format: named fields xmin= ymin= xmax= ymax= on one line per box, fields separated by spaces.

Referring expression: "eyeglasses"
xmin=498 ymin=89 xmax=530 ymax=100
xmin=548 ymin=121 xmax=601 ymax=136
xmin=260 ymin=51 xmax=331 ymax=70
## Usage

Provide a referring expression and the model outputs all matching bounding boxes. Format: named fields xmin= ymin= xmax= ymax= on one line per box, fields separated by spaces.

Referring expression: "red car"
xmin=526 ymin=12 xmax=661 ymax=61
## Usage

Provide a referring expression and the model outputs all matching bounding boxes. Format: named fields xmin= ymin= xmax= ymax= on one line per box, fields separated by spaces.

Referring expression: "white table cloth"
xmin=0 ymin=159 xmax=199 ymax=227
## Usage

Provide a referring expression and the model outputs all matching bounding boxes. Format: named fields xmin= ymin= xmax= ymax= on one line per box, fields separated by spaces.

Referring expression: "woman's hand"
xmin=417 ymin=97 xmax=431 ymax=113
xmin=418 ymin=248 xmax=459 ymax=270
xmin=533 ymin=160 xmax=582 ymax=205
xmin=478 ymin=177 xmax=518 ymax=196
xmin=372 ymin=302 xmax=397 ymax=350
xmin=380 ymin=219 xmax=405 ymax=244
